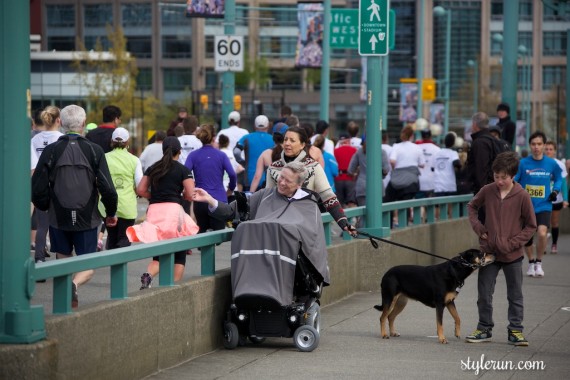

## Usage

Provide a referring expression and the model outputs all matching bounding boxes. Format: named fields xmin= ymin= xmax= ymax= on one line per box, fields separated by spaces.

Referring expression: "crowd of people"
xmin=29 ymin=101 xmax=568 ymax=327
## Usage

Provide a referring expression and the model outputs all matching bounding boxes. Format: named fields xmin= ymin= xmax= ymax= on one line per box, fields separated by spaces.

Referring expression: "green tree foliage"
xmin=235 ymin=54 xmax=271 ymax=90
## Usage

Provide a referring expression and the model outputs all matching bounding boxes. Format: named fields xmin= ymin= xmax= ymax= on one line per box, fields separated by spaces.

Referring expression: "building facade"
xmin=31 ymin=0 xmax=569 ymax=140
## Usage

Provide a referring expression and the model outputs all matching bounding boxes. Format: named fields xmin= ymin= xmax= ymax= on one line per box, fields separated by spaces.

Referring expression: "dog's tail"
xmin=373 ymin=304 xmax=383 ymax=312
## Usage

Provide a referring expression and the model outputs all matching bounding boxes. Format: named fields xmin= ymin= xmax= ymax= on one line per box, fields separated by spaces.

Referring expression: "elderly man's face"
xmin=277 ymin=168 xmax=301 ymax=197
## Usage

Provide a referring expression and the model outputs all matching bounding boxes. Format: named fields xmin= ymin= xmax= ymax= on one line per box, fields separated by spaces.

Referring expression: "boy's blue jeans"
xmin=476 ymin=259 xmax=524 ymax=331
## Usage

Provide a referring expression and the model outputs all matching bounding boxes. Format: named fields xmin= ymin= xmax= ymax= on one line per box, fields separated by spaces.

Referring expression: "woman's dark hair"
xmin=218 ymin=134 xmax=229 ymax=149
xmin=147 ymin=137 xmax=180 ymax=187
xmin=111 ymin=140 xmax=127 ymax=149
xmin=196 ymin=124 xmax=215 ymax=145
xmin=271 ymin=126 xmax=310 ymax=162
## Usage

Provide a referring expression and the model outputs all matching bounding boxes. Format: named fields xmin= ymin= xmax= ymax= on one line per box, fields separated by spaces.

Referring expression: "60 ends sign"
xmin=214 ymin=36 xmax=244 ymax=72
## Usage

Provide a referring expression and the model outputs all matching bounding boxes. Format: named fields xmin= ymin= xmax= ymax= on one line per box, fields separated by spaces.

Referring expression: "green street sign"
xmin=358 ymin=0 xmax=390 ymax=56
xmin=330 ymin=9 xmax=358 ymax=49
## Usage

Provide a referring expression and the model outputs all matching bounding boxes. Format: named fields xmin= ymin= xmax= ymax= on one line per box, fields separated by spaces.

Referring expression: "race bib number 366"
xmin=525 ymin=184 xmax=545 ymax=198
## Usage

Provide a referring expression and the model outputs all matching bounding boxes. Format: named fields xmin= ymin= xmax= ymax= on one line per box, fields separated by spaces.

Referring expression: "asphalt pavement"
xmin=144 ymin=235 xmax=570 ymax=380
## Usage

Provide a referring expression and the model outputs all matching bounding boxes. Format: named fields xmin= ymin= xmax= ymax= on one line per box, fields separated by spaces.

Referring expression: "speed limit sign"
xmin=214 ymin=35 xmax=244 ymax=72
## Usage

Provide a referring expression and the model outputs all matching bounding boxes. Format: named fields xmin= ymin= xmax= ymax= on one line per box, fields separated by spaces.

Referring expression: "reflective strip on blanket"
xmin=231 ymin=249 xmax=297 ymax=265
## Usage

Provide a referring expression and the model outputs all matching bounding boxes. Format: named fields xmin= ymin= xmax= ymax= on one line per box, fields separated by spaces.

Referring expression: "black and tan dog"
xmin=374 ymin=249 xmax=494 ymax=344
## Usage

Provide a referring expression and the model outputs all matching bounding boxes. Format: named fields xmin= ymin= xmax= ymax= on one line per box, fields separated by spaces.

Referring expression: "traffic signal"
xmin=200 ymin=94 xmax=208 ymax=110
xmin=233 ymin=95 xmax=241 ymax=111
xmin=422 ymin=79 xmax=437 ymax=101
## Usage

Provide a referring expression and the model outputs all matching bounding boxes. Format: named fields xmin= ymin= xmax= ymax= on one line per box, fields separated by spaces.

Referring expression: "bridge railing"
xmin=34 ymin=194 xmax=472 ymax=314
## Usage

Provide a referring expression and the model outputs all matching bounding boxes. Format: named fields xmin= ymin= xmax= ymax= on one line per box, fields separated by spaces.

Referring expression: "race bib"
xmin=525 ymin=184 xmax=545 ymax=198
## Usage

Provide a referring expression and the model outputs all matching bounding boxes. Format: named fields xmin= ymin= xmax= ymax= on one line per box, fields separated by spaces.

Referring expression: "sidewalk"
xmin=146 ymin=235 xmax=570 ymax=380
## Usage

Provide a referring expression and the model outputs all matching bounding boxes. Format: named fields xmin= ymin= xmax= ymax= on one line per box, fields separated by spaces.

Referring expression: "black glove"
xmin=548 ymin=191 xmax=558 ymax=202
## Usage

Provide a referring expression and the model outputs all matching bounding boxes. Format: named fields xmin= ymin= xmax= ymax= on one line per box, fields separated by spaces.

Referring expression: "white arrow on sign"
xmin=369 ymin=34 xmax=378 ymax=51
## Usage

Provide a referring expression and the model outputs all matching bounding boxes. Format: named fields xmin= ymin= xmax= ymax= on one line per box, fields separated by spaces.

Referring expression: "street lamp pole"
xmin=467 ymin=59 xmax=478 ymax=114
xmin=434 ymin=6 xmax=451 ymax=135
xmin=519 ymin=45 xmax=530 ymax=146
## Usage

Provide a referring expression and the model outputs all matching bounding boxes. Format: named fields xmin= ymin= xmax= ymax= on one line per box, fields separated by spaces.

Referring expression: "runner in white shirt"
xmin=415 ymin=129 xmax=441 ymax=196
xmin=433 ymin=133 xmax=461 ymax=194
xmin=216 ymin=111 xmax=249 ymax=153
xmin=30 ymin=106 xmax=63 ymax=264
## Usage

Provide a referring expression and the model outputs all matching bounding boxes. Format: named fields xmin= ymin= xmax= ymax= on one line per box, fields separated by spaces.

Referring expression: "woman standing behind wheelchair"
xmin=265 ymin=126 xmax=356 ymax=235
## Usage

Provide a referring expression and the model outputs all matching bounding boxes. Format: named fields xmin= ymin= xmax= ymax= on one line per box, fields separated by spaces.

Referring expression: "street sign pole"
xmin=359 ymin=0 xmax=390 ymax=236
xmin=320 ymin=0 xmax=331 ymax=121
xmin=221 ymin=0 xmax=236 ymax=130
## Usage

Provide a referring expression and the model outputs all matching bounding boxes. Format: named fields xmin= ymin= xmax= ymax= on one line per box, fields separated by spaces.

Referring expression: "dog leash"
xmin=356 ymin=230 xmax=453 ymax=263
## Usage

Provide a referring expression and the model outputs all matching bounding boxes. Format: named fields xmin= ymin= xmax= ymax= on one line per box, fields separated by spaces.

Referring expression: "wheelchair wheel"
xmin=306 ymin=302 xmax=321 ymax=333
xmin=223 ymin=322 xmax=239 ymax=349
xmin=293 ymin=325 xmax=320 ymax=352
xmin=248 ymin=335 xmax=266 ymax=344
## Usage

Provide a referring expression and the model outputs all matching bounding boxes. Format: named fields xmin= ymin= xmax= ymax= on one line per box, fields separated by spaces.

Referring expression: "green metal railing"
xmin=34 ymin=194 xmax=472 ymax=315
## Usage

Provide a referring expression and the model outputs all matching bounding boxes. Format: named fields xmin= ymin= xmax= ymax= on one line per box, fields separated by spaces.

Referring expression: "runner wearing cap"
xmin=233 ymin=115 xmax=274 ymax=190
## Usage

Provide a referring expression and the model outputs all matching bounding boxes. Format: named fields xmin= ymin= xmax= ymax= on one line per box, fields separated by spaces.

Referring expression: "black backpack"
xmin=482 ymin=135 xmax=511 ymax=160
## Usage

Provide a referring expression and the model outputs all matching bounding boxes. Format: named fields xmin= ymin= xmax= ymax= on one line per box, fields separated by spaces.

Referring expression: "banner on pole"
xmin=294 ymin=2 xmax=324 ymax=68
xmin=185 ymin=0 xmax=224 ymax=18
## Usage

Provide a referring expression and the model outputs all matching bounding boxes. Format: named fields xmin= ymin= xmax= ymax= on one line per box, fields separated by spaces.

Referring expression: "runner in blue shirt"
xmin=514 ymin=131 xmax=563 ymax=278
xmin=233 ymin=115 xmax=274 ymax=190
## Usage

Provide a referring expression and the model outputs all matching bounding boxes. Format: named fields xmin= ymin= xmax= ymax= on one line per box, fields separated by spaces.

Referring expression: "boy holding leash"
xmin=466 ymin=152 xmax=537 ymax=346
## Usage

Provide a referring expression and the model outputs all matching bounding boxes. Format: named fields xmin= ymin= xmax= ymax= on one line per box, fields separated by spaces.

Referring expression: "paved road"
xmin=146 ymin=235 xmax=570 ymax=380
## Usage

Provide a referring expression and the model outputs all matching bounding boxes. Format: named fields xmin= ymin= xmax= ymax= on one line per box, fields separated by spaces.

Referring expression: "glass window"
xmin=121 ymin=3 xmax=152 ymax=27
xmin=162 ymin=36 xmax=192 ymax=58
xmin=160 ymin=2 xmax=192 ymax=59
xmin=163 ymin=68 xmax=192 ymax=91
xmin=205 ymin=69 xmax=221 ymax=90
xmin=259 ymin=36 xmax=296 ymax=58
xmin=122 ymin=3 xmax=152 ymax=58
xmin=491 ymin=0 xmax=503 ymax=19
xmin=136 ymin=68 xmax=152 ymax=91
xmin=84 ymin=36 xmax=110 ymax=51
xmin=47 ymin=36 xmax=75 ymax=51
xmin=519 ymin=0 xmax=532 ymax=21
xmin=46 ymin=4 xmax=75 ymax=27
xmin=206 ymin=36 xmax=215 ymax=58
xmin=259 ymin=5 xmax=297 ymax=27
xmin=491 ymin=0 xmax=531 ymax=20
xmin=519 ymin=32 xmax=532 ymax=56
xmin=543 ymin=66 xmax=566 ymax=90
xmin=126 ymin=36 xmax=152 ymax=59
xmin=543 ymin=31 xmax=567 ymax=56
xmin=84 ymin=3 xmax=113 ymax=27
xmin=46 ymin=4 xmax=75 ymax=50
xmin=544 ymin=2 xmax=566 ymax=21
xmin=517 ymin=65 xmax=533 ymax=90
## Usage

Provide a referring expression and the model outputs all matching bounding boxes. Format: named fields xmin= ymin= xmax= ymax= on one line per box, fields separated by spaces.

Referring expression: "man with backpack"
xmin=32 ymin=105 xmax=118 ymax=309
xmin=466 ymin=112 xmax=510 ymax=223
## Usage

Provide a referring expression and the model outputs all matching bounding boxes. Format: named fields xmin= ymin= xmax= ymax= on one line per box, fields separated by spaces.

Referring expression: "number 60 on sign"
xmin=214 ymin=35 xmax=244 ymax=72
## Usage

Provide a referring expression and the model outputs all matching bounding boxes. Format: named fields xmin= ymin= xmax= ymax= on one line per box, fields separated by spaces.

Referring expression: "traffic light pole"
xmin=221 ymin=0 xmax=236 ymax=130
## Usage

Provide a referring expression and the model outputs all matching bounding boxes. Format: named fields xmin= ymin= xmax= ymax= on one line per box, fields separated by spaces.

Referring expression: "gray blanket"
xmin=223 ymin=188 xmax=329 ymax=306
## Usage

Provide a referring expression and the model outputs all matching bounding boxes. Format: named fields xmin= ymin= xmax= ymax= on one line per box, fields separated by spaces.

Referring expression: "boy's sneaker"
xmin=140 ymin=273 xmax=152 ymax=290
xmin=526 ymin=263 xmax=535 ymax=277
xmin=534 ymin=262 xmax=544 ymax=277
xmin=551 ymin=244 xmax=558 ymax=254
xmin=508 ymin=329 xmax=529 ymax=346
xmin=465 ymin=328 xmax=492 ymax=343
xmin=71 ymin=283 xmax=78 ymax=309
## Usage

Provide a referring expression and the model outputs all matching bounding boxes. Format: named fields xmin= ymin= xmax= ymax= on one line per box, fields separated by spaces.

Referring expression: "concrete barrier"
xmin=0 ymin=218 xmax=478 ymax=379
